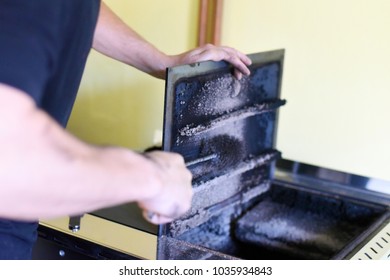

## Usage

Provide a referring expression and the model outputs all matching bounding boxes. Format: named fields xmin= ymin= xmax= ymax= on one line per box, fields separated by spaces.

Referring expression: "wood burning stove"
xmin=157 ymin=50 xmax=390 ymax=260
xmin=34 ymin=50 xmax=389 ymax=260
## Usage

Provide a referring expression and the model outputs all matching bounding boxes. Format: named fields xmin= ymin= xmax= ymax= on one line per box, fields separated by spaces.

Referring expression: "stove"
xmin=34 ymin=50 xmax=390 ymax=260
xmin=157 ymin=49 xmax=390 ymax=260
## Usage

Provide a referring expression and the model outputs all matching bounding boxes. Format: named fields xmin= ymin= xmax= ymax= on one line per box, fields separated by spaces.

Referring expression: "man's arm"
xmin=0 ymin=83 xmax=192 ymax=224
xmin=93 ymin=2 xmax=252 ymax=79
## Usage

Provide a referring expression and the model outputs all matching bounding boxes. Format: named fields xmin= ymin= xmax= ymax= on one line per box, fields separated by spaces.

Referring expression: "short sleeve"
xmin=0 ymin=1 xmax=62 ymax=105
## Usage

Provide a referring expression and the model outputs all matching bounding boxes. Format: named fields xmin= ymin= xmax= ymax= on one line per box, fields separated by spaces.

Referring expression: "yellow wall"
xmin=221 ymin=0 xmax=390 ymax=181
xmin=67 ymin=0 xmax=390 ymax=181
xmin=67 ymin=0 xmax=198 ymax=151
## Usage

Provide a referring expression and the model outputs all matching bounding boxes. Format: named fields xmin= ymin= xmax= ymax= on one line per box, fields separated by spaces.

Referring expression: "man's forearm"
xmin=0 ymin=84 xmax=164 ymax=221
xmin=93 ymin=2 xmax=252 ymax=80
xmin=93 ymin=2 xmax=171 ymax=78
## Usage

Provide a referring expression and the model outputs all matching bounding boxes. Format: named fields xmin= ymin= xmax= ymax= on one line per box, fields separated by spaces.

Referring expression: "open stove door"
xmin=157 ymin=50 xmax=286 ymax=259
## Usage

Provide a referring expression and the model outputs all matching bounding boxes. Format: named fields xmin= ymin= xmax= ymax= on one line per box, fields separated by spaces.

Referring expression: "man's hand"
xmin=0 ymin=84 xmax=192 ymax=222
xmin=94 ymin=3 xmax=251 ymax=80
xmin=170 ymin=44 xmax=252 ymax=80
xmin=138 ymin=151 xmax=193 ymax=224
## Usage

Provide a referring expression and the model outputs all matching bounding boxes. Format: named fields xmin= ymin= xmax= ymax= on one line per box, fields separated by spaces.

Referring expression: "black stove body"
xmin=33 ymin=50 xmax=389 ymax=261
xmin=157 ymin=50 xmax=390 ymax=260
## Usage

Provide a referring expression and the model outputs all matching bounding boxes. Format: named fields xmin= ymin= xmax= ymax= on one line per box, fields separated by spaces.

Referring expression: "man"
xmin=0 ymin=0 xmax=251 ymax=259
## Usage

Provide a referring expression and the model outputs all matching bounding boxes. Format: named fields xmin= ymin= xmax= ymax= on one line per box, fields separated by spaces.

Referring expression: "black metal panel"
xmin=91 ymin=202 xmax=158 ymax=235
xmin=158 ymin=50 xmax=286 ymax=259
xmin=157 ymin=49 xmax=389 ymax=260
xmin=33 ymin=226 xmax=138 ymax=260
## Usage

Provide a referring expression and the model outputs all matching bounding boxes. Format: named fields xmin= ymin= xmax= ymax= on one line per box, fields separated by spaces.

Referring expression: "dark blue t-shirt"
xmin=0 ymin=0 xmax=100 ymax=259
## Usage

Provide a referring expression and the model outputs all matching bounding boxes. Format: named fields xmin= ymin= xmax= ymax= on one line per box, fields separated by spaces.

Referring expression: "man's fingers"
xmin=142 ymin=210 xmax=177 ymax=225
xmin=234 ymin=69 xmax=243 ymax=80
xmin=182 ymin=44 xmax=252 ymax=79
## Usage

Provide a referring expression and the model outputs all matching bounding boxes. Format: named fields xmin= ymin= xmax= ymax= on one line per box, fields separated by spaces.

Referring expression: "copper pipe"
xmin=198 ymin=0 xmax=224 ymax=46
xmin=198 ymin=0 xmax=209 ymax=46
xmin=211 ymin=0 xmax=223 ymax=46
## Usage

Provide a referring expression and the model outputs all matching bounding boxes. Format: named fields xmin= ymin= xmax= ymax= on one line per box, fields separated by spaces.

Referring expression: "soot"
xmin=198 ymin=134 xmax=244 ymax=170
xmin=233 ymin=184 xmax=385 ymax=259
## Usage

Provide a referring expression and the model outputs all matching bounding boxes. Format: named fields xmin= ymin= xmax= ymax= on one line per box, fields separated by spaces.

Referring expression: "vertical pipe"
xmin=211 ymin=0 xmax=223 ymax=46
xmin=198 ymin=0 xmax=209 ymax=46
xmin=198 ymin=0 xmax=223 ymax=46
